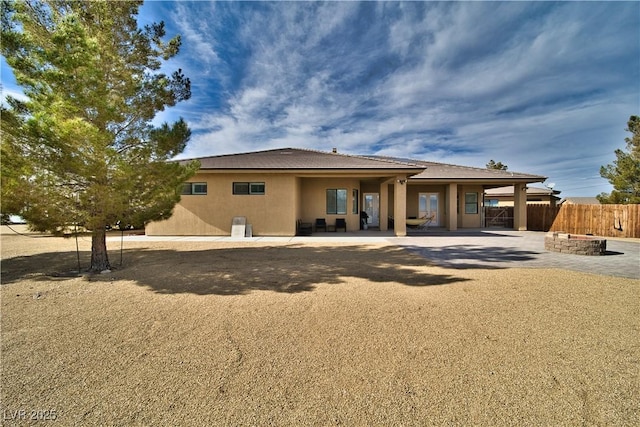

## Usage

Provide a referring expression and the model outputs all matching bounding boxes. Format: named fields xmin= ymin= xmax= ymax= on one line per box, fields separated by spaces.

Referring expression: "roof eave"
xmin=410 ymin=177 xmax=547 ymax=184
xmin=195 ymin=167 xmax=426 ymax=174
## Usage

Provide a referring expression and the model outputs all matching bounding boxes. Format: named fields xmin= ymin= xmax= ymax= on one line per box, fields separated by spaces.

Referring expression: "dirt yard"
xmin=1 ymin=226 xmax=639 ymax=426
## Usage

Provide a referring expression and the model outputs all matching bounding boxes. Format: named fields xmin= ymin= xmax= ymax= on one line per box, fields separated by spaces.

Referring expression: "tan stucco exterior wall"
xmin=147 ymin=169 xmax=532 ymax=236
xmin=300 ymin=177 xmax=361 ymax=231
xmin=513 ymin=183 xmax=527 ymax=231
xmin=394 ymin=177 xmax=407 ymax=236
xmin=379 ymin=181 xmax=390 ymax=231
xmin=146 ymin=172 xmax=298 ymax=236
xmin=458 ymin=185 xmax=484 ymax=228
xmin=147 ymin=173 xmax=373 ymax=236
xmin=446 ymin=183 xmax=458 ymax=231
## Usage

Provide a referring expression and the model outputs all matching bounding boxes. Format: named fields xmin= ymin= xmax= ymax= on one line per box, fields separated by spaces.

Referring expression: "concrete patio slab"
xmin=111 ymin=229 xmax=640 ymax=279
xmin=397 ymin=229 xmax=639 ymax=279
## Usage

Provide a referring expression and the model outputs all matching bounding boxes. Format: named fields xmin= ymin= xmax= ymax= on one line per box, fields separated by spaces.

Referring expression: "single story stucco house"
xmin=146 ymin=148 xmax=547 ymax=237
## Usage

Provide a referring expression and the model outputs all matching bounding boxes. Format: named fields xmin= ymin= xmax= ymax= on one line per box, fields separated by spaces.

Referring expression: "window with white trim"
xmin=182 ymin=182 xmax=207 ymax=195
xmin=233 ymin=182 xmax=265 ymax=195
xmin=465 ymin=192 xmax=478 ymax=214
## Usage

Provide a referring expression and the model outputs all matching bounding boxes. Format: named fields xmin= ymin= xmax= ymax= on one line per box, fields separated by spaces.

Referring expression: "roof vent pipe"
xmin=332 ymin=148 xmax=337 ymax=153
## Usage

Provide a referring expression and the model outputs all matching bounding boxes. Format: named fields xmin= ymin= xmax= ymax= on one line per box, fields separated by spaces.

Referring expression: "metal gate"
xmin=484 ymin=207 xmax=514 ymax=228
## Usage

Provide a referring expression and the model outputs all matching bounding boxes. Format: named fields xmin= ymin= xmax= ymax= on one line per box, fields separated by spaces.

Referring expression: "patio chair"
xmin=296 ymin=219 xmax=312 ymax=236
xmin=315 ymin=218 xmax=327 ymax=232
xmin=335 ymin=218 xmax=347 ymax=232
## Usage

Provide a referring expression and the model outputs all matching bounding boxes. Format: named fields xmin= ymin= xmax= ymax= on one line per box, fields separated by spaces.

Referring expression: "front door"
xmin=363 ymin=193 xmax=380 ymax=227
xmin=419 ymin=193 xmax=439 ymax=226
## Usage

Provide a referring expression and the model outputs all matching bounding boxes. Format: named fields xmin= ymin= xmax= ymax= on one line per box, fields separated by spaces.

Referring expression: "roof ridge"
xmin=356 ymin=154 xmax=423 ymax=168
xmin=370 ymin=155 xmax=541 ymax=177
xmin=175 ymin=147 xmax=297 ymax=161
xmin=275 ymin=147 xmax=425 ymax=167
xmin=178 ymin=147 xmax=425 ymax=168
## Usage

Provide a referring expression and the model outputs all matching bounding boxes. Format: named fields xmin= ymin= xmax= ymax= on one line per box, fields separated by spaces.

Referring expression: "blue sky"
xmin=2 ymin=1 xmax=639 ymax=197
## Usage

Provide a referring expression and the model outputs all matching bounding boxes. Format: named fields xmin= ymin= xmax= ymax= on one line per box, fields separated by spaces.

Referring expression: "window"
xmin=250 ymin=182 xmax=265 ymax=194
xmin=486 ymin=199 xmax=499 ymax=207
xmin=233 ymin=182 xmax=265 ymax=195
xmin=326 ymin=189 xmax=347 ymax=214
xmin=465 ymin=192 xmax=478 ymax=214
xmin=182 ymin=182 xmax=207 ymax=195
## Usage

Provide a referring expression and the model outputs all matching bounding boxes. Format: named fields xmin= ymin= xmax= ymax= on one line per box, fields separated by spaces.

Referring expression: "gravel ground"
xmin=1 ymin=226 xmax=639 ymax=426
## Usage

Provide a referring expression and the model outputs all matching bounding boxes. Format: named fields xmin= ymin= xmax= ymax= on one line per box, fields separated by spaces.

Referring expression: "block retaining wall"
xmin=544 ymin=232 xmax=606 ymax=256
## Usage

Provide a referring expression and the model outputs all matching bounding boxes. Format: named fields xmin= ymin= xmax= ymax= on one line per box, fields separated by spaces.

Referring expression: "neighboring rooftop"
xmin=485 ymin=185 xmax=561 ymax=196
xmin=559 ymin=197 xmax=601 ymax=205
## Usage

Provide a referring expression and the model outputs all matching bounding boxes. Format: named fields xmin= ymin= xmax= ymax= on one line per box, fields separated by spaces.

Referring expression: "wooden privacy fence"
xmin=527 ymin=205 xmax=561 ymax=231
xmin=527 ymin=204 xmax=640 ymax=238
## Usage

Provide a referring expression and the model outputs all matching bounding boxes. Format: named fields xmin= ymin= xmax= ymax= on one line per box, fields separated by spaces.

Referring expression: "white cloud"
xmin=162 ymin=1 xmax=636 ymax=196
xmin=1 ymin=85 xmax=27 ymax=106
xmin=172 ymin=3 xmax=219 ymax=67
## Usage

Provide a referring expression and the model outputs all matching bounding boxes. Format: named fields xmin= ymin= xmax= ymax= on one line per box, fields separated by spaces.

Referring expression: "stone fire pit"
xmin=544 ymin=232 xmax=607 ymax=256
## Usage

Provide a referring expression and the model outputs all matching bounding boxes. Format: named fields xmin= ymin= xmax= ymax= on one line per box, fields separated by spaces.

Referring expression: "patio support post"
xmin=394 ymin=175 xmax=407 ymax=236
xmin=379 ymin=180 xmax=389 ymax=231
xmin=446 ymin=183 xmax=458 ymax=231
xmin=514 ymin=183 xmax=527 ymax=231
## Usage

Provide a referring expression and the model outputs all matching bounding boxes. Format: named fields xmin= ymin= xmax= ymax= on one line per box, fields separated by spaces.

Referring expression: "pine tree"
xmin=486 ymin=160 xmax=508 ymax=171
xmin=1 ymin=0 xmax=198 ymax=271
xmin=597 ymin=116 xmax=640 ymax=204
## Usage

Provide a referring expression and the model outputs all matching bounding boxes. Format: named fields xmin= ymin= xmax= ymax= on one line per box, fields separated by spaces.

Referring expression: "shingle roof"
xmin=369 ymin=156 xmax=546 ymax=182
xmin=182 ymin=148 xmax=424 ymax=171
xmin=181 ymin=148 xmax=546 ymax=183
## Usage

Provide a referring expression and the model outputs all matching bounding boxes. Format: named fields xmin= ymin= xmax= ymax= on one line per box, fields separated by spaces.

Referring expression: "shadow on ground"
xmin=604 ymin=250 xmax=625 ymax=256
xmin=403 ymin=244 xmax=541 ymax=269
xmin=1 ymin=245 xmax=473 ymax=295
xmin=406 ymin=229 xmax=520 ymax=237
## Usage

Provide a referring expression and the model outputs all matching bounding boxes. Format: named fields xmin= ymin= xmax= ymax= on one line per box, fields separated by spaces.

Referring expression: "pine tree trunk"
xmin=90 ymin=228 xmax=111 ymax=272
